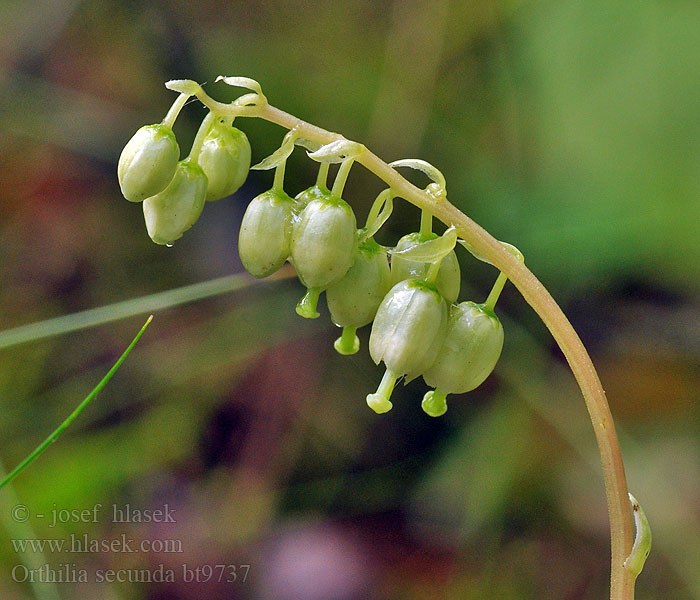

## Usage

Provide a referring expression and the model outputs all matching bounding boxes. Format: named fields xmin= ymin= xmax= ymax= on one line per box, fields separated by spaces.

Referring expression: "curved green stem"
xmin=188 ymin=111 xmax=216 ymax=162
xmin=365 ymin=189 xmax=390 ymax=229
xmin=0 ymin=316 xmax=153 ymax=490
xmin=170 ymin=81 xmax=263 ymax=118
xmin=331 ymin=158 xmax=355 ymax=197
xmin=162 ymin=92 xmax=191 ymax=129
xmin=316 ymin=161 xmax=330 ymax=189
xmin=484 ymin=272 xmax=508 ymax=311
xmin=361 ymin=189 xmax=394 ymax=242
xmin=166 ymin=88 xmax=635 ymax=600
xmin=272 ymin=159 xmax=287 ymax=193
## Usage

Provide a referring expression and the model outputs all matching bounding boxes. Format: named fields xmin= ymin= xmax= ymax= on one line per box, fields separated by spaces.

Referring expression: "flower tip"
xmin=421 ymin=390 xmax=447 ymax=417
xmin=295 ymin=287 xmax=322 ymax=319
xmin=334 ymin=334 xmax=360 ymax=355
xmin=366 ymin=393 xmax=393 ymax=414
xmin=295 ymin=302 xmax=320 ymax=319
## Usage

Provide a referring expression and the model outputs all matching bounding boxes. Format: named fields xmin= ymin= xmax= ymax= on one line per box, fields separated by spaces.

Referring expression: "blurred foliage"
xmin=1 ymin=0 xmax=699 ymax=599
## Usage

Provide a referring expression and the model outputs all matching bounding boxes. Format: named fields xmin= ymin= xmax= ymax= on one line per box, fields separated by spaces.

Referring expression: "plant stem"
xmin=419 ymin=208 xmax=433 ymax=237
xmin=484 ymin=272 xmax=508 ymax=311
xmin=272 ymin=160 xmax=287 ymax=193
xmin=192 ymin=96 xmax=635 ymax=600
xmin=316 ymin=162 xmax=330 ymax=189
xmin=162 ymin=92 xmax=191 ymax=129
xmin=331 ymin=158 xmax=355 ymax=197
xmin=362 ymin=189 xmax=394 ymax=241
xmin=188 ymin=111 xmax=215 ymax=162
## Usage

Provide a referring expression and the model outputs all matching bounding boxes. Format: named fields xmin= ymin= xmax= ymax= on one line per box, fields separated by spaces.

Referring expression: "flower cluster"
xmin=118 ymin=78 xmax=523 ymax=417
xmin=118 ymin=92 xmax=251 ymax=245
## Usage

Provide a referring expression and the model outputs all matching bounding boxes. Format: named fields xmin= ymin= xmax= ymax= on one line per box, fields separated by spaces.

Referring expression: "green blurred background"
xmin=1 ymin=0 xmax=699 ymax=598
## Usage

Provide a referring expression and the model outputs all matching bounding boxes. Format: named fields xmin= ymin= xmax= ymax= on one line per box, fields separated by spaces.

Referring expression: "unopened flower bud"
xmin=327 ymin=239 xmax=391 ymax=354
xmin=142 ymin=159 xmax=207 ymax=245
xmin=391 ymin=232 xmax=461 ymax=303
xmin=290 ymin=194 xmax=357 ymax=318
xmin=366 ymin=280 xmax=448 ymax=413
xmin=327 ymin=239 xmax=391 ymax=328
xmin=238 ymin=189 xmax=295 ymax=278
xmin=197 ymin=121 xmax=251 ymax=201
xmin=421 ymin=301 xmax=504 ymax=416
xmin=118 ymin=124 xmax=180 ymax=202
xmin=291 ymin=195 xmax=357 ymax=288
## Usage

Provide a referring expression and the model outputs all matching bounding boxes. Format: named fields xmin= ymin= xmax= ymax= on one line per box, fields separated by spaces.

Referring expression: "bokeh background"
xmin=1 ymin=0 xmax=699 ymax=598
